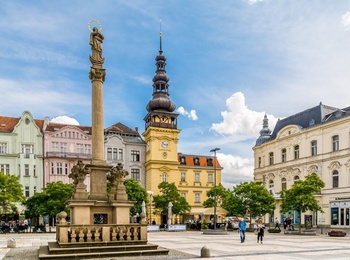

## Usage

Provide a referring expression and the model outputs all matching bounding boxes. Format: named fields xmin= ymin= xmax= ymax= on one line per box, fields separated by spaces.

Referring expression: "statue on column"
xmin=89 ymin=27 xmax=105 ymax=64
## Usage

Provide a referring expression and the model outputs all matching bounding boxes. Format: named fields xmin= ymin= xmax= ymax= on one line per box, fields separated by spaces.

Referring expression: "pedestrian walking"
xmin=238 ymin=219 xmax=247 ymax=243
xmin=256 ymin=220 xmax=265 ymax=244
xmin=275 ymin=217 xmax=280 ymax=230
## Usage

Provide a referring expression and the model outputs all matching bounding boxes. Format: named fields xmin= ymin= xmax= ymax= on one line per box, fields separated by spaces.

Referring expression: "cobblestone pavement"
xmin=1 ymin=229 xmax=350 ymax=259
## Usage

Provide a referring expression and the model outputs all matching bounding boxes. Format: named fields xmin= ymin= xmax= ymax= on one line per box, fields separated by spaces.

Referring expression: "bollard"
xmin=7 ymin=238 xmax=16 ymax=248
xmin=201 ymin=246 xmax=210 ymax=258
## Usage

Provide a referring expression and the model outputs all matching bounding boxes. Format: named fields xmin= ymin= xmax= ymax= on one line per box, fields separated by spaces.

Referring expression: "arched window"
xmin=281 ymin=177 xmax=287 ymax=190
xmin=333 ymin=170 xmax=339 ymax=188
xmin=294 ymin=176 xmax=299 ymax=184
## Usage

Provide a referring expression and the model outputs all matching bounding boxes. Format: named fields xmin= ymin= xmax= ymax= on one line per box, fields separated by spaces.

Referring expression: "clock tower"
xmin=142 ymin=31 xmax=181 ymax=202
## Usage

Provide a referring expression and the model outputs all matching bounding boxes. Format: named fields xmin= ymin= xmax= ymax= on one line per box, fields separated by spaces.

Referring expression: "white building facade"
xmin=253 ymin=103 xmax=350 ymax=228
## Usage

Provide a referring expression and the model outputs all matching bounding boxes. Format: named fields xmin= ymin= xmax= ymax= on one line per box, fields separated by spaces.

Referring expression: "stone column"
xmin=88 ymin=27 xmax=108 ymax=199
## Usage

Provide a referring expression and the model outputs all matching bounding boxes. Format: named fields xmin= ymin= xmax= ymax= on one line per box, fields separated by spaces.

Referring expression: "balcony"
xmin=46 ymin=151 xmax=92 ymax=159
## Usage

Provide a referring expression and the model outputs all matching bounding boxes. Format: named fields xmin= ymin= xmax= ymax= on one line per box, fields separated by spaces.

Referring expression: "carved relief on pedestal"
xmin=107 ymin=163 xmax=129 ymax=202
xmin=69 ymin=160 xmax=91 ymax=199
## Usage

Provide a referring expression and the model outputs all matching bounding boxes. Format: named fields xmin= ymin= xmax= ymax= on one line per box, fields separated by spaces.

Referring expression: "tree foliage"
xmin=23 ymin=181 xmax=74 ymax=219
xmin=124 ymin=178 xmax=148 ymax=216
xmin=280 ymin=174 xmax=325 ymax=233
xmin=233 ymin=181 xmax=275 ymax=224
xmin=202 ymin=184 xmax=228 ymax=208
xmin=153 ymin=182 xmax=191 ymax=216
xmin=0 ymin=172 xmax=24 ymax=214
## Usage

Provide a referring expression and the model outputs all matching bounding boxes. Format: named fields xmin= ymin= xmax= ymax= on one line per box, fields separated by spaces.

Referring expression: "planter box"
xmin=268 ymin=229 xmax=281 ymax=233
xmin=328 ymin=231 xmax=346 ymax=237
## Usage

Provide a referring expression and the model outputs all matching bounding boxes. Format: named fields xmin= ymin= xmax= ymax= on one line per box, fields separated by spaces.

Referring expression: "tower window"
xmin=281 ymin=149 xmax=286 ymax=162
xmin=269 ymin=152 xmax=274 ymax=165
xmin=294 ymin=145 xmax=299 ymax=160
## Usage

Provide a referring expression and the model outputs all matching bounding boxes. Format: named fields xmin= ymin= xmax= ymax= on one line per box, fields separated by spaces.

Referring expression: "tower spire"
xmin=159 ymin=19 xmax=162 ymax=54
xmin=144 ymin=27 xmax=178 ymax=130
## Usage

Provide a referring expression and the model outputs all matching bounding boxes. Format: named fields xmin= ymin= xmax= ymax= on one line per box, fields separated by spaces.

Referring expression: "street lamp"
xmin=147 ymin=190 xmax=154 ymax=224
xmin=210 ymin=148 xmax=220 ymax=230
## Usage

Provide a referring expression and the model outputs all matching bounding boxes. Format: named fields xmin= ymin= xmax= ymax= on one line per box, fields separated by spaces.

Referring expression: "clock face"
xmin=161 ymin=141 xmax=169 ymax=148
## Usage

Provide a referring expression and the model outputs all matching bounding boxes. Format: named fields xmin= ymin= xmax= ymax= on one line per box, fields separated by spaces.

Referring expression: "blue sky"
xmin=2 ymin=0 xmax=350 ymax=189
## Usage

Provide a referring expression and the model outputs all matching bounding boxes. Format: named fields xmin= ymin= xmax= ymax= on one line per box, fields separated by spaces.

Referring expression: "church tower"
xmin=142 ymin=31 xmax=181 ymax=198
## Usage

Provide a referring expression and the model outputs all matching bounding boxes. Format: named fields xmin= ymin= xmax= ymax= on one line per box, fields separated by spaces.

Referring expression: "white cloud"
xmin=217 ymin=153 xmax=254 ymax=189
xmin=210 ymin=92 xmax=278 ymax=138
xmin=51 ymin=116 xmax=80 ymax=125
xmin=341 ymin=11 xmax=350 ymax=30
xmin=246 ymin=0 xmax=264 ymax=5
xmin=176 ymin=106 xmax=198 ymax=121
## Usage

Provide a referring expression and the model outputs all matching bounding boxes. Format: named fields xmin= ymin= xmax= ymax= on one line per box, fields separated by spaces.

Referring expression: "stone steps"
xmin=38 ymin=241 xmax=169 ymax=259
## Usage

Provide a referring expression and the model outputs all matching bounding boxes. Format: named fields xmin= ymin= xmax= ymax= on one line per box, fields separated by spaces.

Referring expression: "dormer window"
xmin=180 ymin=156 xmax=186 ymax=165
xmin=207 ymin=158 xmax=213 ymax=166
xmin=194 ymin=157 xmax=200 ymax=165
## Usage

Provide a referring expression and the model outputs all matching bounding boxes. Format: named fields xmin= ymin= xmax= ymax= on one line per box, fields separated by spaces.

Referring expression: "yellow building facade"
xmin=142 ymin=33 xmax=223 ymax=225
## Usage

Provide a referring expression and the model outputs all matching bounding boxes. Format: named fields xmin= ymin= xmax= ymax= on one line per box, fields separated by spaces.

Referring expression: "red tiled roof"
xmin=178 ymin=154 xmax=221 ymax=168
xmin=0 ymin=116 xmax=20 ymax=133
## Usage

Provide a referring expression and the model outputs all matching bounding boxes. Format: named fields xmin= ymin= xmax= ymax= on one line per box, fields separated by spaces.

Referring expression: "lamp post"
xmin=210 ymin=148 xmax=220 ymax=230
xmin=147 ymin=190 xmax=154 ymax=224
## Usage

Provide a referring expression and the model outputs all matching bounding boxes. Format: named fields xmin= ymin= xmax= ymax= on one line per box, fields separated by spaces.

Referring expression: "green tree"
xmin=124 ymin=178 xmax=148 ymax=216
xmin=222 ymin=191 xmax=246 ymax=217
xmin=23 ymin=181 xmax=74 ymax=220
xmin=233 ymin=181 xmax=275 ymax=226
xmin=0 ymin=172 xmax=24 ymax=215
xmin=202 ymin=184 xmax=229 ymax=208
xmin=280 ymin=173 xmax=325 ymax=234
xmin=153 ymin=182 xmax=191 ymax=219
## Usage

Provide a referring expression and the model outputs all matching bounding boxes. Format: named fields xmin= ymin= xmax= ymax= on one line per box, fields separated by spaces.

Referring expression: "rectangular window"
xmin=107 ymin=148 xmax=112 ymax=160
xmin=181 ymin=192 xmax=186 ymax=198
xmin=194 ymin=192 xmax=201 ymax=203
xmin=113 ymin=148 xmax=118 ymax=160
xmin=57 ymin=162 xmax=63 ymax=174
xmin=25 ymin=186 xmax=30 ymax=197
xmin=84 ymin=144 xmax=91 ymax=154
xmin=33 ymin=165 xmax=36 ymax=177
xmin=34 ymin=186 xmax=36 ymax=194
xmin=311 ymin=141 xmax=317 ymax=156
xmin=281 ymin=149 xmax=286 ymax=162
xmin=24 ymin=164 xmax=29 ymax=176
xmin=60 ymin=142 xmax=67 ymax=157
xmin=0 ymin=143 xmax=7 ymax=154
xmin=131 ymin=169 xmax=140 ymax=181
xmin=0 ymin=164 xmax=10 ymax=174
xmin=332 ymin=135 xmax=339 ymax=152
xmin=77 ymin=143 xmax=84 ymax=154
xmin=162 ymin=173 xmax=167 ymax=182
xmin=194 ymin=172 xmax=200 ymax=182
xmin=118 ymin=149 xmax=123 ymax=160
xmin=269 ymin=152 xmax=274 ymax=165
xmin=208 ymin=173 xmax=213 ymax=183
xmin=131 ymin=150 xmax=140 ymax=162
xmin=294 ymin=145 xmax=299 ymax=160
xmin=51 ymin=162 xmax=54 ymax=174
xmin=258 ymin=157 xmax=261 ymax=168
xmin=22 ymin=144 xmax=34 ymax=158
xmin=18 ymin=164 xmax=20 ymax=176
xmin=181 ymin=172 xmax=186 ymax=182
xmin=65 ymin=163 xmax=68 ymax=175
xmin=52 ymin=142 xmax=59 ymax=152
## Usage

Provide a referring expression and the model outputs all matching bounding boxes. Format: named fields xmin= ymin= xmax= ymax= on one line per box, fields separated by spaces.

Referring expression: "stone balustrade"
xmin=56 ymin=224 xmax=148 ymax=244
